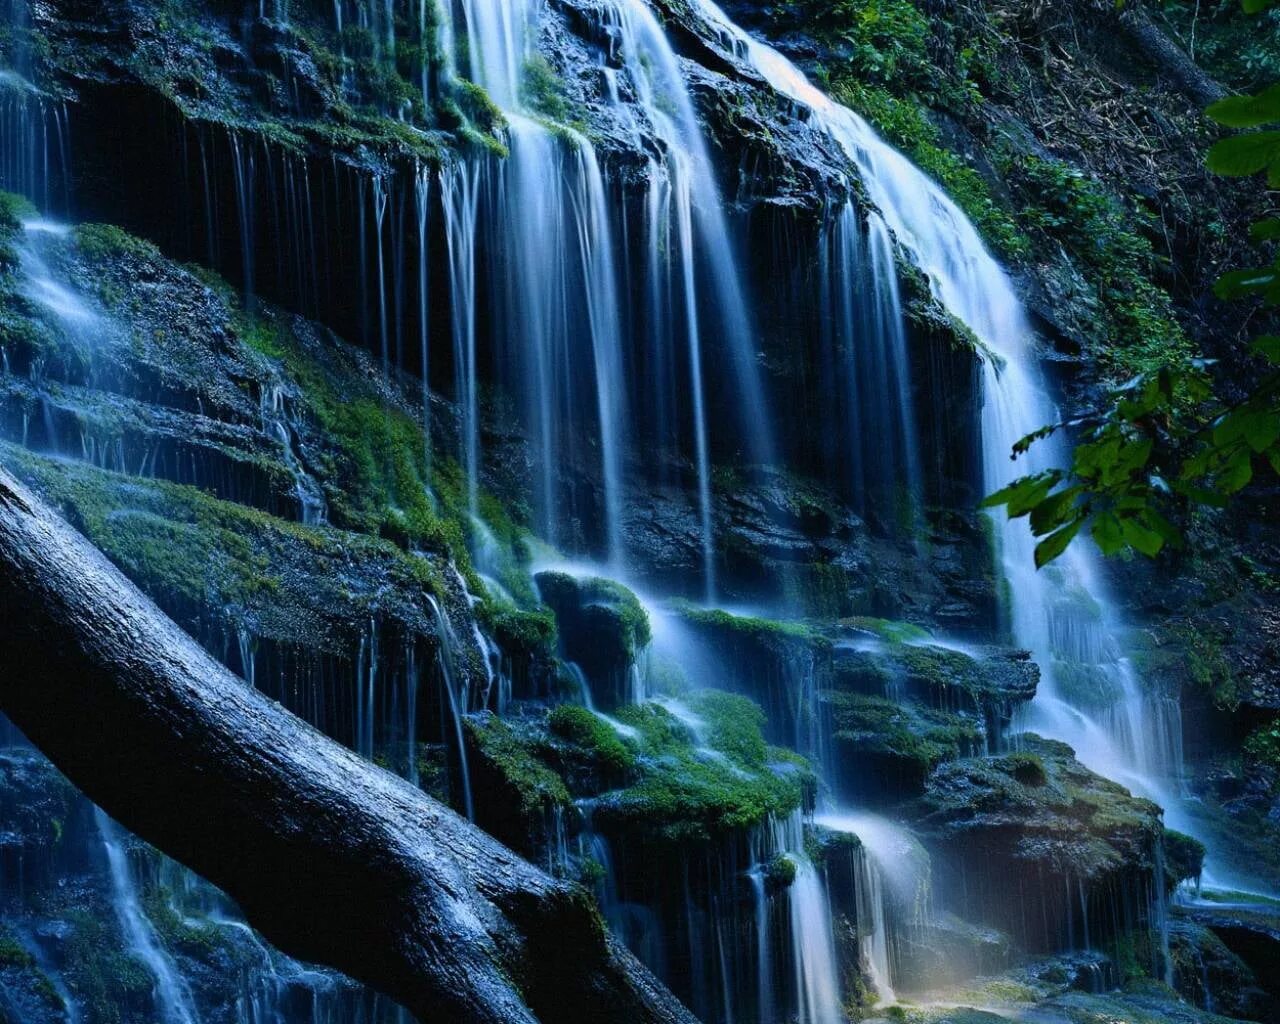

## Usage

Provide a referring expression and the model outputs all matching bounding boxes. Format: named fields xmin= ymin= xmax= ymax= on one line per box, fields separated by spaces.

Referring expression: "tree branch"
xmin=0 ymin=468 xmax=697 ymax=1024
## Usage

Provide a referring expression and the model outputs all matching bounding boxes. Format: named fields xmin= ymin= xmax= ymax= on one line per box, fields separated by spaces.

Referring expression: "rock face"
xmin=0 ymin=0 xmax=1276 ymax=1021
xmin=535 ymin=572 xmax=651 ymax=710
xmin=909 ymin=737 xmax=1169 ymax=951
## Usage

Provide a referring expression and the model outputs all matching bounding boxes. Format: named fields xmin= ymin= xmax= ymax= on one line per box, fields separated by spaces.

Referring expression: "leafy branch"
xmin=986 ymin=0 xmax=1280 ymax=568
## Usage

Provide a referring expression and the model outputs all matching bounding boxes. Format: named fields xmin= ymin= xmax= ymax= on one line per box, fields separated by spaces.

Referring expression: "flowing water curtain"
xmin=818 ymin=204 xmax=924 ymax=523
xmin=0 ymin=0 xmax=73 ymax=221
xmin=686 ymin=0 xmax=1202 ymax=869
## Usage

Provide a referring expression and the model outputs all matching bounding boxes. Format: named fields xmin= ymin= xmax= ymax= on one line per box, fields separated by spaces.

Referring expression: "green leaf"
xmin=1206 ymin=132 xmax=1280 ymax=181
xmin=1120 ymin=516 xmax=1164 ymax=557
xmin=1251 ymin=218 xmax=1280 ymax=242
xmin=1029 ymin=487 xmax=1082 ymax=536
xmin=1140 ymin=508 xmax=1182 ymax=550
xmin=1035 ymin=518 xmax=1083 ymax=568
xmin=1221 ymin=449 xmax=1255 ymax=493
xmin=981 ymin=471 xmax=1061 ymax=516
xmin=1215 ymin=266 xmax=1280 ymax=302
xmin=1091 ymin=511 xmax=1126 ymax=556
xmin=1243 ymin=410 xmax=1280 ymax=453
xmin=1206 ymin=84 xmax=1280 ymax=128
xmin=1253 ymin=336 xmax=1280 ymax=363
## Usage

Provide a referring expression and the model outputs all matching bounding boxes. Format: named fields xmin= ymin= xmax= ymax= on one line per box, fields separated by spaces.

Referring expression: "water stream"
xmin=688 ymin=0 xmax=1213 ymax=884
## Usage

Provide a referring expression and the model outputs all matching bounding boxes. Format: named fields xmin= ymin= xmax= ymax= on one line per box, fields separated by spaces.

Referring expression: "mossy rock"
xmin=535 ymin=572 xmax=650 ymax=710
xmin=464 ymin=712 xmax=572 ymax=857
xmin=825 ymin=691 xmax=985 ymax=803
xmin=1162 ymin=830 xmax=1206 ymax=894
xmin=666 ymin=602 xmax=834 ymax=749
xmin=592 ymin=693 xmax=816 ymax=849
xmin=547 ymin=704 xmax=637 ymax=787
xmin=909 ymin=736 xmax=1167 ymax=950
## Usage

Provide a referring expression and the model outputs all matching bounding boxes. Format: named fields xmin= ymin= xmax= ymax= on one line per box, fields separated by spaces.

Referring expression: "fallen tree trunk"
xmin=0 ymin=468 xmax=698 ymax=1024
xmin=1118 ymin=4 xmax=1226 ymax=108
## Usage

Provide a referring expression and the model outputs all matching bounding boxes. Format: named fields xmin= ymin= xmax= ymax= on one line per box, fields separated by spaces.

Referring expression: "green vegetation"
xmin=0 ymin=928 xmax=34 ymax=968
xmin=595 ymin=694 xmax=815 ymax=846
xmin=832 ymin=82 xmax=1028 ymax=259
xmin=1 ymin=441 xmax=275 ymax=610
xmin=548 ymin=705 xmax=636 ymax=778
xmin=74 ymin=224 xmax=162 ymax=263
xmin=672 ymin=604 xmax=819 ymax=645
xmin=1008 ymin=155 xmax=1194 ymax=383
xmin=466 ymin=713 xmax=573 ymax=821
xmin=841 ymin=616 xmax=929 ymax=644
xmin=64 ymin=910 xmax=156 ymax=1023
xmin=1162 ymin=829 xmax=1207 ymax=891
xmin=987 ymin=0 xmax=1280 ymax=567
xmin=1157 ymin=0 xmax=1280 ymax=92
xmin=1244 ymin=719 xmax=1280 ymax=773
xmin=828 ymin=692 xmax=982 ymax=778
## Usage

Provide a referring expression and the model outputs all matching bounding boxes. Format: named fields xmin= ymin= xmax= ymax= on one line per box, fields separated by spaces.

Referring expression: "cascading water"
xmin=96 ymin=809 xmax=201 ymax=1024
xmin=688 ymin=0 xmax=1211 ymax=884
xmin=425 ymin=593 xmax=475 ymax=821
xmin=604 ymin=0 xmax=776 ymax=595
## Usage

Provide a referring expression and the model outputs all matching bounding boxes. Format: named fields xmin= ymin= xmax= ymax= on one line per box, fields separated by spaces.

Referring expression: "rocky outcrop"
xmin=908 ymin=737 xmax=1168 ymax=950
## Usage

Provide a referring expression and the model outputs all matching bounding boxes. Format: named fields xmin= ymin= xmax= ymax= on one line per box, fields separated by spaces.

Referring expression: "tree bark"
xmin=0 ymin=468 xmax=698 ymax=1024
xmin=1118 ymin=4 xmax=1226 ymax=109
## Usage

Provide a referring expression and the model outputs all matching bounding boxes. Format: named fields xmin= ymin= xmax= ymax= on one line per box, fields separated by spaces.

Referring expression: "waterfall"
xmin=96 ymin=809 xmax=201 ymax=1024
xmin=604 ymin=0 xmax=775 ymax=595
xmin=0 ymin=0 xmax=73 ymax=220
xmin=416 ymin=163 xmax=433 ymax=479
xmin=689 ymin=0 xmax=1208 ymax=877
xmin=759 ymin=813 xmax=841 ymax=1024
xmin=425 ymin=594 xmax=475 ymax=820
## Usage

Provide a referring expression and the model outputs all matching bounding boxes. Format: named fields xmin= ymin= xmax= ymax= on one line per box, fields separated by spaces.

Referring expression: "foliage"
xmin=74 ymin=224 xmax=162 ymax=263
xmin=1243 ymin=720 xmax=1280 ymax=773
xmin=986 ymin=0 xmax=1280 ymax=567
xmin=594 ymin=695 xmax=815 ymax=846
xmin=547 ymin=705 xmax=636 ymax=778
xmin=829 ymin=84 xmax=1028 ymax=260
xmin=1157 ymin=0 xmax=1280 ymax=92
xmin=1008 ymin=155 xmax=1194 ymax=382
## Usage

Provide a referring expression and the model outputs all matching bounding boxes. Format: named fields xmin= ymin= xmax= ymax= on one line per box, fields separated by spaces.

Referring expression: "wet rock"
xmin=535 ymin=571 xmax=650 ymax=711
xmin=908 ymin=736 xmax=1166 ymax=950
xmin=1180 ymin=900 xmax=1280 ymax=1014
xmin=1168 ymin=912 xmax=1273 ymax=1021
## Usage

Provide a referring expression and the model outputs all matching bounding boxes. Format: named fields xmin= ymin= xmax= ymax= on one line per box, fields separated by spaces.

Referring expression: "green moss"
xmin=466 ymin=714 xmax=572 ymax=821
xmin=828 ymin=692 xmax=982 ymax=776
xmin=520 ymin=54 xmax=587 ymax=132
xmin=548 ymin=705 xmax=636 ymax=778
xmin=488 ymin=604 xmax=557 ymax=660
xmin=1162 ymin=829 xmax=1206 ymax=892
xmin=1005 ymin=751 xmax=1047 ymax=788
xmin=142 ymin=886 xmax=243 ymax=963
xmin=0 ymin=442 xmax=275 ymax=609
xmin=536 ymin=573 xmax=652 ymax=699
xmin=692 ymin=691 xmax=772 ymax=768
xmin=64 ymin=909 xmax=156 ymax=1023
xmin=453 ymin=78 xmax=507 ymax=136
xmin=841 ymin=616 xmax=930 ymax=644
xmin=0 ymin=929 xmax=34 ymax=968
xmin=0 ymin=190 xmax=36 ymax=232
xmin=594 ymin=697 xmax=815 ymax=846
xmin=766 ymin=853 xmax=798 ymax=890
xmin=673 ymin=603 xmax=821 ymax=646
xmin=74 ymin=224 xmax=162 ymax=263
